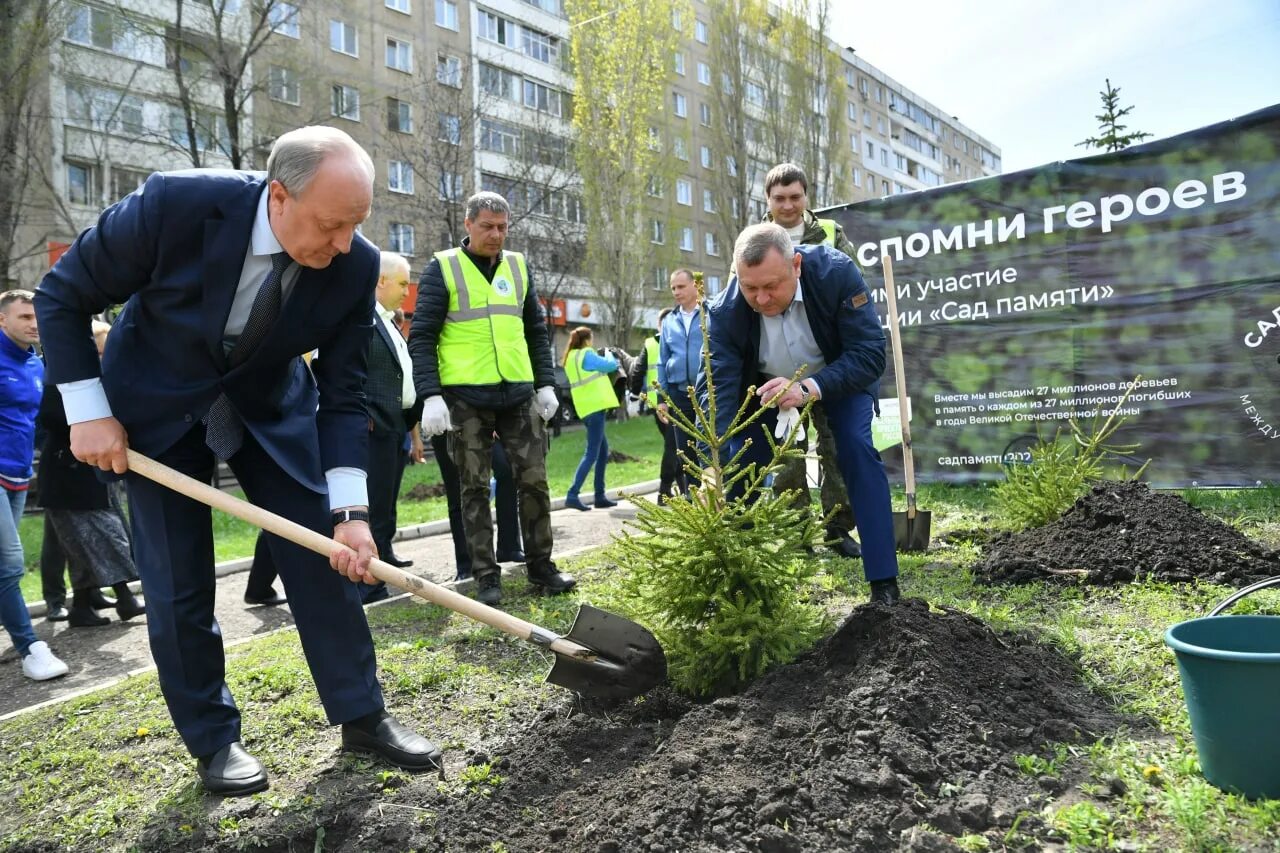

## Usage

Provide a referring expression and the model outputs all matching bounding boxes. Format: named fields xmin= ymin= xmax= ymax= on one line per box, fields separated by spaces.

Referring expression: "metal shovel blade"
xmin=893 ymin=509 xmax=933 ymax=553
xmin=546 ymin=604 xmax=667 ymax=701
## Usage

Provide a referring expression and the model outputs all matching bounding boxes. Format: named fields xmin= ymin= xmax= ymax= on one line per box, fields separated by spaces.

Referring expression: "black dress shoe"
xmin=116 ymin=598 xmax=146 ymax=621
xmin=384 ymin=554 xmax=414 ymax=568
xmin=341 ymin=710 xmax=442 ymax=772
xmin=197 ymin=742 xmax=269 ymax=796
xmin=830 ymin=531 xmax=862 ymax=560
xmin=244 ymin=589 xmax=288 ymax=607
xmin=68 ymin=606 xmax=110 ymax=627
xmin=46 ymin=605 xmax=69 ymax=622
xmin=526 ymin=563 xmax=576 ymax=595
xmin=869 ymin=578 xmax=901 ymax=605
xmin=87 ymin=590 xmax=117 ymax=610
xmin=495 ymin=549 xmax=525 ymax=563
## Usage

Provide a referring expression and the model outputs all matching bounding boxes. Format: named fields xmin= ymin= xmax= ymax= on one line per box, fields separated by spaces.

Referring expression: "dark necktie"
xmin=203 ymin=252 xmax=291 ymax=460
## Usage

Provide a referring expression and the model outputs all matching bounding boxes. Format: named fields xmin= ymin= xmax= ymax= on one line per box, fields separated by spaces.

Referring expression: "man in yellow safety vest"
xmin=408 ymin=192 xmax=574 ymax=606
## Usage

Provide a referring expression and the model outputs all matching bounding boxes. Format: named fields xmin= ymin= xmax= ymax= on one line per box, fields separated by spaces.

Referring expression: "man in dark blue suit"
xmin=701 ymin=223 xmax=901 ymax=604
xmin=34 ymin=126 xmax=440 ymax=795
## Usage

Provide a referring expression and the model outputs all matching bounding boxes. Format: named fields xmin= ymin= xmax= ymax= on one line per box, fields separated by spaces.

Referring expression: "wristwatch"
xmin=797 ymin=381 xmax=812 ymax=403
xmin=331 ymin=509 xmax=371 ymax=526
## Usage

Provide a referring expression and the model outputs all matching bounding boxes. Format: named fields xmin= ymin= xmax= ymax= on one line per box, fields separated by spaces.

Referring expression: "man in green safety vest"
xmin=408 ymin=191 xmax=575 ymax=606
xmin=760 ymin=163 xmax=863 ymax=560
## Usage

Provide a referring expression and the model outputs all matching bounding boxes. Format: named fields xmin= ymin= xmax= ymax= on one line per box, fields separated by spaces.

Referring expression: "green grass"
xmin=2 ymin=484 xmax=1280 ymax=849
xmin=17 ymin=417 xmax=665 ymax=603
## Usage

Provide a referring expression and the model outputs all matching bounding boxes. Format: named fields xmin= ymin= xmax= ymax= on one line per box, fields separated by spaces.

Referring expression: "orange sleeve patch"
xmin=851 ymin=292 xmax=868 ymax=309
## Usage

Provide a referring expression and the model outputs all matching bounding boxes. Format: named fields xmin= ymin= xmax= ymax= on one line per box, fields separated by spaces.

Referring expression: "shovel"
xmin=880 ymin=257 xmax=932 ymax=552
xmin=125 ymin=449 xmax=666 ymax=701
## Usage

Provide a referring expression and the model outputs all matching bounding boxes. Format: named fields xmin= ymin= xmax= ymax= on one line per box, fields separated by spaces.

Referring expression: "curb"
xmin=23 ymin=479 xmax=662 ymax=619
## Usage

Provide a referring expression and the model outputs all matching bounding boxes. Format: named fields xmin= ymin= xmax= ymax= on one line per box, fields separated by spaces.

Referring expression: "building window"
xmin=675 ymin=178 xmax=692 ymax=206
xmin=744 ymin=80 xmax=765 ymax=107
xmin=480 ymin=118 xmax=520 ymax=154
xmin=268 ymin=66 xmax=299 ymax=104
xmin=523 ymin=80 xmax=562 ymax=116
xmin=522 ymin=27 xmax=559 ymax=64
xmin=386 ymin=38 xmax=411 ymax=71
xmin=695 ymin=19 xmax=708 ymax=43
xmin=650 ymin=219 xmax=665 ymax=245
xmin=881 ymin=179 xmax=889 ymax=195
xmin=438 ymin=113 xmax=461 ymax=144
xmin=847 ymin=101 xmax=857 ymax=121
xmin=866 ymin=140 xmax=874 ymax=159
xmin=480 ymin=63 xmax=519 ymax=101
xmin=730 ymin=197 xmax=741 ymax=218
xmin=66 ymin=160 xmax=98 ymax=205
xmin=880 ymin=148 xmax=889 ymax=167
xmin=673 ymin=51 xmax=685 ymax=75
xmin=705 ymin=231 xmax=719 ymax=256
xmin=672 ymin=135 xmax=688 ymax=160
xmin=387 ymin=98 xmax=413 ymax=133
xmin=699 ymin=145 xmax=712 ymax=169
xmin=863 ymin=110 xmax=872 ymax=128
xmin=877 ymin=116 xmax=886 ymax=135
xmin=725 ymin=155 xmax=737 ymax=176
xmin=331 ymin=84 xmax=360 ymax=121
xmin=679 ymin=226 xmax=693 ymax=251
xmin=646 ymin=175 xmax=664 ymax=197
xmin=66 ymin=83 xmax=145 ymax=135
xmin=269 ymin=1 xmax=299 ymax=37
xmin=435 ymin=0 xmax=458 ymax=30
xmin=702 ymin=189 xmax=715 ymax=212
xmin=436 ymin=53 xmax=462 ymax=87
xmin=438 ymin=171 xmax=463 ymax=200
xmin=67 ymin=3 xmax=165 ymax=63
xmin=477 ymin=10 xmax=514 ymax=45
xmin=389 ymin=223 xmax=415 ymax=255
xmin=671 ymin=9 xmax=681 ymax=29
xmin=652 ymin=266 xmax=668 ymax=291
xmin=386 ymin=0 xmax=410 ymax=12
xmin=388 ymin=160 xmax=414 ymax=194
xmin=111 ymin=167 xmax=147 ymax=201
xmin=329 ymin=20 xmax=358 ymax=56
xmin=697 ymin=62 xmax=710 ymax=86
xmin=672 ymin=91 xmax=687 ymax=118
xmin=699 ymin=102 xmax=711 ymax=126
xmin=852 ymin=167 xmax=861 ymax=187
xmin=705 ymin=275 xmax=721 ymax=295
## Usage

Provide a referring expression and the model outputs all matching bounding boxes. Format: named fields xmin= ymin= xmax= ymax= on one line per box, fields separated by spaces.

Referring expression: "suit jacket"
xmin=34 ymin=169 xmax=378 ymax=492
xmin=37 ymin=384 xmax=110 ymax=511
xmin=699 ymin=243 xmax=886 ymax=449
xmin=366 ymin=312 xmax=423 ymax=435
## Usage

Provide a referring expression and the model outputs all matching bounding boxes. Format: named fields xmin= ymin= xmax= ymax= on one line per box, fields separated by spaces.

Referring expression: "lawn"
xmin=16 ymin=416 xmax=665 ymax=604
xmin=1 ymin=481 xmax=1278 ymax=850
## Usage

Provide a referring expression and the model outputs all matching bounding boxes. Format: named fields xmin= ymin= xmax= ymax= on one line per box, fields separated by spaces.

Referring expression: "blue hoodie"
xmin=0 ymin=332 xmax=43 ymax=488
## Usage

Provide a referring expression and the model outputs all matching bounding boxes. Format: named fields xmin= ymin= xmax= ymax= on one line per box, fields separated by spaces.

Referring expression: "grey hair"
xmin=379 ymin=251 xmax=409 ymax=277
xmin=465 ymin=191 xmax=510 ymax=221
xmin=267 ymin=126 xmax=374 ymax=196
xmin=734 ymin=223 xmax=794 ymax=270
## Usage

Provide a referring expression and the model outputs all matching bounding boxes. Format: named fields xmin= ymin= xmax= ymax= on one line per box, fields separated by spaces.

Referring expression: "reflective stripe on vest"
xmin=435 ymin=248 xmax=534 ymax=386
xmin=817 ymin=218 xmax=837 ymax=247
xmin=564 ymin=347 xmax=619 ymax=418
xmin=643 ymin=336 xmax=660 ymax=391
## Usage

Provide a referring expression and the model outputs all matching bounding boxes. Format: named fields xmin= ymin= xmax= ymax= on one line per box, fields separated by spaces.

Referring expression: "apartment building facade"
xmin=16 ymin=0 xmax=999 ymax=350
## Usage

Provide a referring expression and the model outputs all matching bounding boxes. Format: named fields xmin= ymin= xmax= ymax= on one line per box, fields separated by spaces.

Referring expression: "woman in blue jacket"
xmin=562 ymin=327 xmax=619 ymax=511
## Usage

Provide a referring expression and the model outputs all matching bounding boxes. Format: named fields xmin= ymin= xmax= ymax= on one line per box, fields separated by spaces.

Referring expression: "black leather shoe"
xmin=495 ymin=549 xmax=525 ymax=563
xmin=116 ymin=598 xmax=146 ymax=621
xmin=244 ymin=589 xmax=288 ymax=607
xmin=46 ymin=605 xmax=69 ymax=622
xmin=594 ymin=495 xmax=619 ymax=508
xmin=384 ymin=554 xmax=414 ymax=568
xmin=341 ymin=710 xmax=442 ymax=772
xmin=87 ymin=590 xmax=117 ymax=610
xmin=869 ymin=578 xmax=901 ymax=605
xmin=527 ymin=563 xmax=576 ymax=595
xmin=830 ymin=530 xmax=862 ymax=560
xmin=68 ymin=606 xmax=110 ymax=627
xmin=476 ymin=573 xmax=502 ymax=606
xmin=197 ymin=742 xmax=269 ymax=796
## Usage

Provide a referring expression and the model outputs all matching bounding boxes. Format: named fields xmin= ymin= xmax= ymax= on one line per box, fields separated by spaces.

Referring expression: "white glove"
xmin=774 ymin=406 xmax=806 ymax=442
xmin=420 ymin=395 xmax=452 ymax=437
xmin=535 ymin=386 xmax=560 ymax=423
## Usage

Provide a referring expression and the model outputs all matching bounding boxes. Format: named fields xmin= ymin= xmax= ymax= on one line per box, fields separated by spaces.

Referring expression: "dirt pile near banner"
xmin=975 ymin=480 xmax=1280 ymax=587
xmin=249 ymin=599 xmax=1123 ymax=852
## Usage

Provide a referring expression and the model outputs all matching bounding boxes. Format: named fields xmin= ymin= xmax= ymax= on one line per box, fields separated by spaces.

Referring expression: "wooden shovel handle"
xmin=124 ymin=449 xmax=594 ymax=659
xmin=880 ymin=256 xmax=918 ymax=517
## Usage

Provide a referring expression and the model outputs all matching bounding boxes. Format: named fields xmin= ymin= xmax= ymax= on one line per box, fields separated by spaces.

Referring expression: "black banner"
xmin=824 ymin=104 xmax=1280 ymax=487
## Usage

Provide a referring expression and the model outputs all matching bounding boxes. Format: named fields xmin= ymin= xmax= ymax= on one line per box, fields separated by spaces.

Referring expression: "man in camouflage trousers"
xmin=409 ymin=191 xmax=573 ymax=606
xmin=759 ymin=163 xmax=863 ymax=560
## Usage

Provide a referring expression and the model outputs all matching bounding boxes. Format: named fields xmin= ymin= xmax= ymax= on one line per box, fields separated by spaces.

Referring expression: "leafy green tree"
xmin=1077 ymin=78 xmax=1153 ymax=152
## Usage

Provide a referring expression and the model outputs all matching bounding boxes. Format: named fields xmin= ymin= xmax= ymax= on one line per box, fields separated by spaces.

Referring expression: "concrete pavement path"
xmin=0 ymin=493 xmax=652 ymax=720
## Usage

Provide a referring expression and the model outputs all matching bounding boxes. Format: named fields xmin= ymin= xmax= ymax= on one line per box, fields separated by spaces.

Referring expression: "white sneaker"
xmin=22 ymin=641 xmax=69 ymax=681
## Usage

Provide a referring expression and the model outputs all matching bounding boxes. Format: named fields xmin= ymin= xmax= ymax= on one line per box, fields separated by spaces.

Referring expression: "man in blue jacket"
xmin=35 ymin=126 xmax=440 ymax=795
xmin=701 ymin=224 xmax=900 ymax=604
xmin=657 ymin=269 xmax=705 ymax=493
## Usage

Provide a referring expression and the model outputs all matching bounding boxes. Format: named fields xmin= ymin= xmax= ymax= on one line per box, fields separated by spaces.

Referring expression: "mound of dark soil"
xmin=975 ymin=481 xmax=1280 ymax=587
xmin=404 ymin=482 xmax=447 ymax=501
xmin=292 ymin=599 xmax=1124 ymax=852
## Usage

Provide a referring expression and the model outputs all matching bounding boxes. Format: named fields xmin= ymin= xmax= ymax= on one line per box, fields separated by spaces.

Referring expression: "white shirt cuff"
xmin=58 ymin=378 xmax=113 ymax=424
xmin=326 ymin=467 xmax=368 ymax=510
xmin=806 ymin=377 xmax=823 ymax=399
